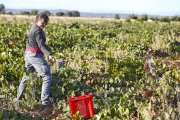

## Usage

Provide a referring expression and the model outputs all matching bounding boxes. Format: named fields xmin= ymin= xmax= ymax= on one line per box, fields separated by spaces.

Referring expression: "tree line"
xmin=114 ymin=13 xmax=180 ymax=22
xmin=1 ymin=3 xmax=180 ymax=21
xmin=18 ymin=10 xmax=80 ymax=17
xmin=0 ymin=4 xmax=80 ymax=17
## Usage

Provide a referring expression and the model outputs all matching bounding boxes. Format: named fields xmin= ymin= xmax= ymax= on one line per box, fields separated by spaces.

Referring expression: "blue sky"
xmin=1 ymin=0 xmax=180 ymax=15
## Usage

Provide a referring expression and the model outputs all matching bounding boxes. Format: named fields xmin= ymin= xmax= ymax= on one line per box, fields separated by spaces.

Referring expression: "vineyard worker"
xmin=17 ymin=12 xmax=53 ymax=108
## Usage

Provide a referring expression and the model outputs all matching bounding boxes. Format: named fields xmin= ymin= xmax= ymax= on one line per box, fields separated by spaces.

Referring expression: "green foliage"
xmin=56 ymin=11 xmax=65 ymax=16
xmin=5 ymin=12 xmax=13 ymax=15
xmin=30 ymin=9 xmax=38 ymax=15
xmin=149 ymin=16 xmax=159 ymax=21
xmin=107 ymin=57 xmax=143 ymax=81
xmin=0 ymin=20 xmax=179 ymax=119
xmin=170 ymin=39 xmax=180 ymax=58
xmin=19 ymin=11 xmax=30 ymax=15
xmin=139 ymin=14 xmax=148 ymax=21
xmin=125 ymin=18 xmax=131 ymax=22
xmin=159 ymin=17 xmax=170 ymax=22
xmin=149 ymin=16 xmax=180 ymax=22
xmin=129 ymin=14 xmax=138 ymax=19
xmin=65 ymin=11 xmax=80 ymax=17
xmin=170 ymin=15 xmax=180 ymax=21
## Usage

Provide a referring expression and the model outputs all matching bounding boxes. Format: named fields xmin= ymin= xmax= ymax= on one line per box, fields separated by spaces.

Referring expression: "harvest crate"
xmin=68 ymin=93 xmax=94 ymax=119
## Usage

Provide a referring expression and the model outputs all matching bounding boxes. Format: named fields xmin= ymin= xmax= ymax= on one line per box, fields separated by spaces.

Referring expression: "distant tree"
xmin=56 ymin=12 xmax=64 ymax=16
xmin=71 ymin=11 xmax=80 ymax=17
xmin=65 ymin=11 xmax=72 ymax=17
xmin=129 ymin=14 xmax=138 ymax=19
xmin=149 ymin=16 xmax=159 ymax=21
xmin=139 ymin=14 xmax=148 ymax=21
xmin=31 ymin=9 xmax=38 ymax=15
xmin=19 ymin=11 xmax=30 ymax=15
xmin=114 ymin=14 xmax=120 ymax=19
xmin=160 ymin=17 xmax=170 ymax=22
xmin=170 ymin=15 xmax=180 ymax=21
xmin=6 ymin=11 xmax=13 ymax=15
xmin=0 ymin=4 xmax=5 ymax=14
xmin=65 ymin=11 xmax=80 ymax=17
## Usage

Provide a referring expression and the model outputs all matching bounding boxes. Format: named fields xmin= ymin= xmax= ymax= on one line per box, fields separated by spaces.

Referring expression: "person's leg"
xmin=27 ymin=53 xmax=52 ymax=106
xmin=17 ymin=53 xmax=35 ymax=100
xmin=17 ymin=72 xmax=27 ymax=100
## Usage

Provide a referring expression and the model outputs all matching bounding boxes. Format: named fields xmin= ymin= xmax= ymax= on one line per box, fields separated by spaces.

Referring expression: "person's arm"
xmin=35 ymin=31 xmax=51 ymax=56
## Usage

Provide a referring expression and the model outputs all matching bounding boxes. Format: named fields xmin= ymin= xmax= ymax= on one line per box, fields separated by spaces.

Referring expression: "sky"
xmin=1 ymin=0 xmax=180 ymax=15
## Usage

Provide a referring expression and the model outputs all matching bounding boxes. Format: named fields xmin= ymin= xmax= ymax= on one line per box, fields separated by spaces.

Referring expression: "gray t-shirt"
xmin=26 ymin=24 xmax=51 ymax=55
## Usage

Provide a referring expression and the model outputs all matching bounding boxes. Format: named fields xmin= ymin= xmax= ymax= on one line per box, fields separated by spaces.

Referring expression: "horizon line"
xmin=5 ymin=7 xmax=180 ymax=16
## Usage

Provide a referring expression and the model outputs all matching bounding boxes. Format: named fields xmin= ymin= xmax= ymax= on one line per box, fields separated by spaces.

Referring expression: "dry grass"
xmin=0 ymin=15 xmax=124 ymax=24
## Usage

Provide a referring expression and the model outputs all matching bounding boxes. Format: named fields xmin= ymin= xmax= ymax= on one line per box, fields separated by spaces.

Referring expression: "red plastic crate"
xmin=68 ymin=93 xmax=94 ymax=119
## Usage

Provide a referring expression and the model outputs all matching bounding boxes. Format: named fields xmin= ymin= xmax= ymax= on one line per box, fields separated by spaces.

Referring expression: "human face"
xmin=37 ymin=18 xmax=48 ymax=29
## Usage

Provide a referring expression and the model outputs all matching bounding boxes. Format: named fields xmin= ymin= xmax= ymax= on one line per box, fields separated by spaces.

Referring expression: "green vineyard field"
xmin=0 ymin=18 xmax=180 ymax=120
